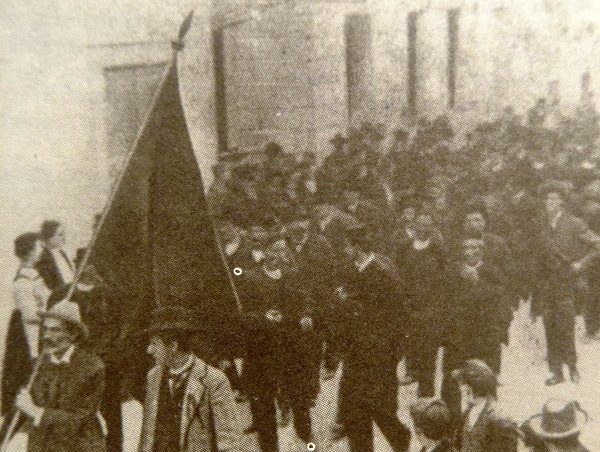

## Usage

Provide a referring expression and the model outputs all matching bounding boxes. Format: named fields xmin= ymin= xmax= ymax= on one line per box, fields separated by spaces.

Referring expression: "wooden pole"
xmin=0 ymin=12 xmax=200 ymax=449
xmin=433 ymin=346 xmax=445 ymax=400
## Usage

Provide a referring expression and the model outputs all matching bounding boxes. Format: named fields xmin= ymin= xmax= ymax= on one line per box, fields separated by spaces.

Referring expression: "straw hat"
xmin=38 ymin=299 xmax=89 ymax=339
xmin=527 ymin=399 xmax=588 ymax=440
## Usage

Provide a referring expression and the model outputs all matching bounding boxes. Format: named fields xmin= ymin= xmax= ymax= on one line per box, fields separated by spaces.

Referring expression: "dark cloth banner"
xmin=90 ymin=57 xmax=238 ymax=400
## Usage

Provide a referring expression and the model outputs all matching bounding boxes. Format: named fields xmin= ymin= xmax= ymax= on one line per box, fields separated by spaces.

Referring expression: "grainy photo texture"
xmin=1 ymin=1 xmax=600 ymax=451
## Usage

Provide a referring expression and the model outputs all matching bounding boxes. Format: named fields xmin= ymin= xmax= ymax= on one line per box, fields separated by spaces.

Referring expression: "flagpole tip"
xmin=172 ymin=10 xmax=194 ymax=53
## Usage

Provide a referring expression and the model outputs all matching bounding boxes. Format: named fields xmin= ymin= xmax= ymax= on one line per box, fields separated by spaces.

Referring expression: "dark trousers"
xmin=346 ymin=403 xmax=411 ymax=452
xmin=411 ymin=343 xmax=437 ymax=398
xmin=544 ymin=297 xmax=577 ymax=375
xmin=250 ymin=395 xmax=278 ymax=452
xmin=586 ymin=274 xmax=600 ymax=335
xmin=102 ymin=363 xmax=123 ymax=452
xmin=289 ymin=398 xmax=311 ymax=443
xmin=223 ymin=364 xmax=240 ymax=391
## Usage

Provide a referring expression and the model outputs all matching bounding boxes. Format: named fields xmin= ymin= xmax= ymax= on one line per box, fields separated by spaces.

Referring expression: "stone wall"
xmin=207 ymin=0 xmax=600 ymax=156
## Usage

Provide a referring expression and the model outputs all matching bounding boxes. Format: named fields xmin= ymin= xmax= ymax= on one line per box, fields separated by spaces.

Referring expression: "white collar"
xmin=465 ymin=261 xmax=483 ymax=270
xmin=263 ymin=266 xmax=282 ymax=280
xmin=295 ymin=233 xmax=309 ymax=252
xmin=412 ymin=238 xmax=431 ymax=250
xmin=224 ymin=237 xmax=241 ymax=256
xmin=424 ymin=442 xmax=443 ymax=452
xmin=550 ymin=211 xmax=562 ymax=229
xmin=356 ymin=252 xmax=375 ymax=272
xmin=168 ymin=355 xmax=194 ymax=376
xmin=251 ymin=249 xmax=265 ymax=262
xmin=49 ymin=344 xmax=76 ymax=365
xmin=319 ymin=215 xmax=333 ymax=231
xmin=466 ymin=398 xmax=488 ymax=430
xmin=17 ymin=266 xmax=40 ymax=280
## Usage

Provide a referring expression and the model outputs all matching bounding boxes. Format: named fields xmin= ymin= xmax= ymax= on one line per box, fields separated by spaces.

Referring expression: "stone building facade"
xmin=95 ymin=0 xmax=600 ymax=173
xmin=204 ymin=0 xmax=600 ymax=159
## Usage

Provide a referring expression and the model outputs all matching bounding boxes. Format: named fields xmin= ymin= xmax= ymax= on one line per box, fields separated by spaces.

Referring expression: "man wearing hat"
xmin=410 ymin=398 xmax=456 ymax=452
xmin=523 ymin=399 xmax=589 ymax=451
xmin=452 ymin=359 xmax=519 ymax=452
xmin=536 ymin=181 xmax=600 ymax=384
xmin=139 ymin=306 xmax=241 ymax=452
xmin=6 ymin=299 xmax=106 ymax=452
xmin=582 ymin=187 xmax=600 ymax=341
xmin=335 ymin=224 xmax=411 ymax=452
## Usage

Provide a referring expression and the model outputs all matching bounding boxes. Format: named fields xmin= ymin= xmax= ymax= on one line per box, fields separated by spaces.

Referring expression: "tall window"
xmin=104 ymin=62 xmax=166 ymax=177
xmin=447 ymin=8 xmax=460 ymax=108
xmin=407 ymin=11 xmax=418 ymax=116
xmin=345 ymin=14 xmax=373 ymax=123
xmin=212 ymin=28 xmax=229 ymax=155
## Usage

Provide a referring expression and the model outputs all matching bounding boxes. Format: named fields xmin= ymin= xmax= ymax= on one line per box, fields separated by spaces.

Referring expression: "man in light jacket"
xmin=139 ymin=306 xmax=242 ymax=452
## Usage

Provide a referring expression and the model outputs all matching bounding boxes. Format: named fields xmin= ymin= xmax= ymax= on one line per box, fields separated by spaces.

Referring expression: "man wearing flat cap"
xmin=4 ymin=299 xmax=106 ymax=452
xmin=536 ymin=182 xmax=600 ymax=384
xmin=452 ymin=359 xmax=519 ymax=452
xmin=410 ymin=398 xmax=456 ymax=452
xmin=522 ymin=398 xmax=589 ymax=451
xmin=139 ymin=306 xmax=241 ymax=452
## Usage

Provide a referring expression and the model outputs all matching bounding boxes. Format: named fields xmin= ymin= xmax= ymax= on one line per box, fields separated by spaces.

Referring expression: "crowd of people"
xmin=207 ymin=92 xmax=600 ymax=451
xmin=1 ymin=90 xmax=600 ymax=452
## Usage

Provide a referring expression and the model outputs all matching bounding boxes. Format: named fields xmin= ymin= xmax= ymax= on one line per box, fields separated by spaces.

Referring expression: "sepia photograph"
xmin=1 ymin=0 xmax=600 ymax=451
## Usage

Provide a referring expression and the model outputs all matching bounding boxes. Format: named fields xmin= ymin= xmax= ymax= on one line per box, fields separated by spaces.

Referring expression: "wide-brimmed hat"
xmin=451 ymin=359 xmax=498 ymax=394
xmin=38 ymin=299 xmax=89 ymax=339
xmin=527 ymin=399 xmax=588 ymax=440
xmin=144 ymin=306 xmax=202 ymax=336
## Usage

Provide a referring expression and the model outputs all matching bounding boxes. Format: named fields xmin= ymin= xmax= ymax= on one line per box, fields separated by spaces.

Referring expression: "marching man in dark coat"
xmin=237 ymin=241 xmax=317 ymax=451
xmin=410 ymin=399 xmax=457 ymax=452
xmin=336 ymin=225 xmax=411 ymax=452
xmin=396 ymin=210 xmax=448 ymax=395
xmin=447 ymin=237 xmax=509 ymax=375
xmin=139 ymin=306 xmax=241 ymax=452
xmin=452 ymin=360 xmax=519 ymax=452
xmin=536 ymin=182 xmax=600 ymax=385
xmin=4 ymin=299 xmax=107 ymax=452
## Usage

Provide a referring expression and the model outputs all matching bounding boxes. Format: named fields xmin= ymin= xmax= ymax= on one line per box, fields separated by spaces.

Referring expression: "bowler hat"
xmin=144 ymin=306 xmax=201 ymax=335
xmin=451 ymin=359 xmax=498 ymax=394
xmin=537 ymin=180 xmax=573 ymax=199
xmin=527 ymin=399 xmax=588 ymax=440
xmin=329 ymin=133 xmax=347 ymax=147
xmin=38 ymin=299 xmax=89 ymax=339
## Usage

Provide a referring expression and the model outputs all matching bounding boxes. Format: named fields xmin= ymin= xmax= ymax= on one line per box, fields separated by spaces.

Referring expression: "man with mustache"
xmin=4 ymin=299 xmax=106 ymax=452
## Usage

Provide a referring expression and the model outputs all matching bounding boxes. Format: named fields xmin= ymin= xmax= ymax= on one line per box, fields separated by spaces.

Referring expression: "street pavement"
xmin=111 ymin=300 xmax=600 ymax=450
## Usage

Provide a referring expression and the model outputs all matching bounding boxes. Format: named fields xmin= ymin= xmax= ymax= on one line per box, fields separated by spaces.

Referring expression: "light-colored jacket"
xmin=139 ymin=356 xmax=242 ymax=452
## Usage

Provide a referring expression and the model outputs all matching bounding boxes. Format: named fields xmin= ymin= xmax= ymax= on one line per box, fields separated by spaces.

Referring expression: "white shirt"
xmin=49 ymin=344 xmax=76 ymax=365
xmin=424 ymin=443 xmax=442 ymax=452
xmin=550 ymin=211 xmax=562 ymax=230
xmin=294 ymin=234 xmax=309 ymax=253
xmin=466 ymin=399 xmax=488 ymax=430
xmin=224 ymin=238 xmax=241 ymax=256
xmin=251 ymin=249 xmax=265 ymax=263
xmin=13 ymin=267 xmax=49 ymax=358
xmin=412 ymin=238 xmax=431 ymax=251
xmin=319 ymin=215 xmax=333 ymax=232
xmin=50 ymin=248 xmax=74 ymax=285
xmin=168 ymin=355 xmax=194 ymax=392
xmin=263 ymin=267 xmax=282 ymax=280
xmin=356 ymin=253 xmax=375 ymax=273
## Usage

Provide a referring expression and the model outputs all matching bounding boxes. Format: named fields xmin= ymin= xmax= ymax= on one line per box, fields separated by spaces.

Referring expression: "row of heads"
xmin=14 ymin=219 xmax=66 ymax=261
xmin=413 ymin=359 xmax=588 ymax=446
